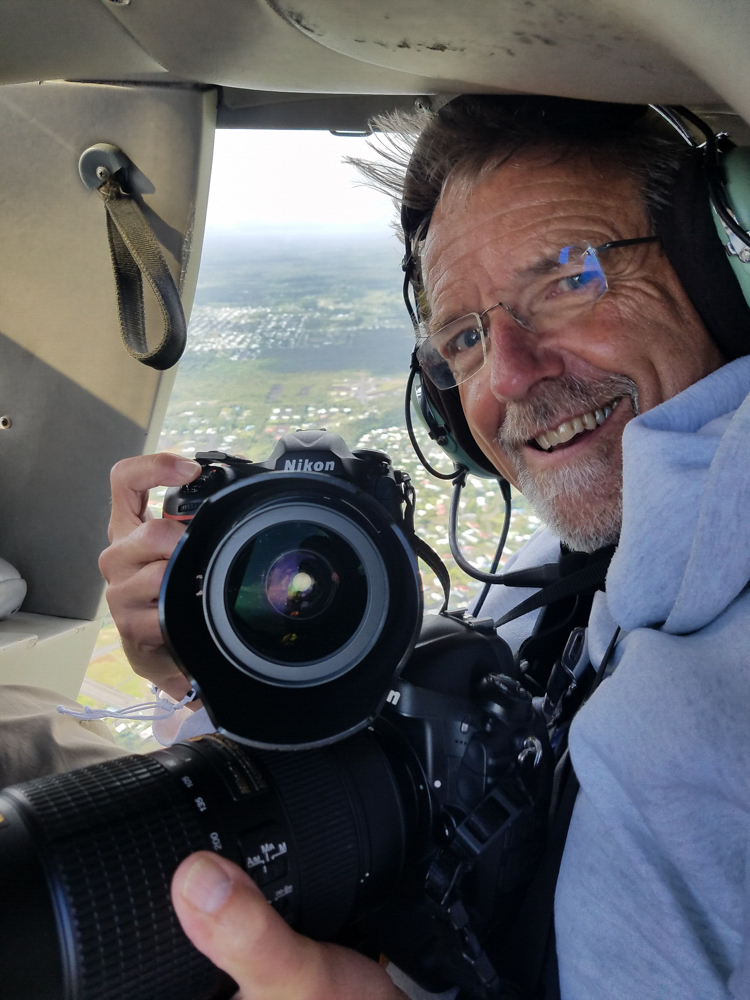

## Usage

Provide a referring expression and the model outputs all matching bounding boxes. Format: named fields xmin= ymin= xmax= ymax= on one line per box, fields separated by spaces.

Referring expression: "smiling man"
xmin=417 ymin=149 xmax=725 ymax=551
xmin=98 ymin=97 xmax=750 ymax=999
xmin=380 ymin=96 xmax=750 ymax=1000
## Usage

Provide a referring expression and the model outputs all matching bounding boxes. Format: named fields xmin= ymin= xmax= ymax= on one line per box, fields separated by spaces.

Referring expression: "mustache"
xmin=497 ymin=373 xmax=639 ymax=450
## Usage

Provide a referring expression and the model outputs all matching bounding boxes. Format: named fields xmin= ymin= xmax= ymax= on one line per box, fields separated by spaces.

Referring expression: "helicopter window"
xmin=80 ymin=130 xmax=537 ymax=750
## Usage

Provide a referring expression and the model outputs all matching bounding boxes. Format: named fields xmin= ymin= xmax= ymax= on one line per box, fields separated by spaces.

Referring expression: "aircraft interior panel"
xmin=0 ymin=81 xmax=215 ymax=691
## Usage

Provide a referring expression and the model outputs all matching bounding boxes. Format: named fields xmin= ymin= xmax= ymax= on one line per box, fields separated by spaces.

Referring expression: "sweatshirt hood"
xmin=607 ymin=356 xmax=750 ymax=634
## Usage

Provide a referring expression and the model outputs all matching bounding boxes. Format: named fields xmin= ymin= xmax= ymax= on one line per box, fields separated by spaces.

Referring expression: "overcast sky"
xmin=205 ymin=130 xmax=396 ymax=230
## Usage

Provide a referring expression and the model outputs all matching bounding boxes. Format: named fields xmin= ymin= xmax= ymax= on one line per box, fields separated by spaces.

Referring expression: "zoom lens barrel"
xmin=0 ymin=730 xmax=412 ymax=1000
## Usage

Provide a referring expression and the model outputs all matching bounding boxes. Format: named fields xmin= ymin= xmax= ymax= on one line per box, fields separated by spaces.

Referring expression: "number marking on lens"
xmin=195 ymin=797 xmax=207 ymax=812
xmin=210 ymin=831 xmax=223 ymax=851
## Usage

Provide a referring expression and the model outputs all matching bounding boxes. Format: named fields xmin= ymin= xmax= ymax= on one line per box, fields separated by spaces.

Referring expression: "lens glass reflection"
xmin=225 ymin=521 xmax=368 ymax=664
xmin=265 ymin=549 xmax=337 ymax=619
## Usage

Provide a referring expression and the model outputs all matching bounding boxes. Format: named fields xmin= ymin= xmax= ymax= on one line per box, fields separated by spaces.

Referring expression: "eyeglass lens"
xmin=417 ymin=243 xmax=608 ymax=390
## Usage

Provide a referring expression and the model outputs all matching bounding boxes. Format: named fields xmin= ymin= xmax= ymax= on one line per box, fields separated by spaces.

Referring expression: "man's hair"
xmin=355 ymin=96 xmax=689 ymax=249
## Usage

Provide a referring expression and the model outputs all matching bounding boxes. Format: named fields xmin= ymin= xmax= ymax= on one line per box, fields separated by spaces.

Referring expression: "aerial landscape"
xmin=82 ymin=226 xmax=539 ymax=750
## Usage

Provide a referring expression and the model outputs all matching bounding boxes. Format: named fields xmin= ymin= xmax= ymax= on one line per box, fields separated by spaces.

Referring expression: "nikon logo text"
xmin=284 ymin=459 xmax=336 ymax=472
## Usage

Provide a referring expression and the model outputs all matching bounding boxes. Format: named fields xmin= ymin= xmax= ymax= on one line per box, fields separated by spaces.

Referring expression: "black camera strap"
xmin=413 ymin=535 xmax=452 ymax=613
xmin=500 ymin=625 xmax=621 ymax=1000
xmin=401 ymin=473 xmax=453 ymax=613
xmin=424 ymin=776 xmax=534 ymax=999
xmin=435 ymin=628 xmax=618 ymax=999
xmin=496 ymin=752 xmax=580 ymax=1000
xmin=493 ymin=559 xmax=609 ymax=630
xmin=429 ymin=547 xmax=613 ymax=999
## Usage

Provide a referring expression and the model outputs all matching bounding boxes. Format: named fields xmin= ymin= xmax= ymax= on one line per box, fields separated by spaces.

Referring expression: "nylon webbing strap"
xmin=425 ymin=780 xmax=531 ymax=998
xmin=413 ymin=535 xmax=452 ymax=613
xmin=100 ymin=179 xmax=186 ymax=370
xmin=493 ymin=560 xmax=609 ymax=629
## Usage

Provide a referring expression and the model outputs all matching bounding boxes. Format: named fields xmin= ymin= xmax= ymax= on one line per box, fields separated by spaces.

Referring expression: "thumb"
xmin=172 ymin=852 xmax=405 ymax=1000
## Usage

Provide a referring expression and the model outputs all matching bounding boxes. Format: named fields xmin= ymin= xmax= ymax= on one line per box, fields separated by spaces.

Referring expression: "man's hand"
xmin=99 ymin=453 xmax=202 ymax=703
xmin=172 ymin=852 xmax=407 ymax=1000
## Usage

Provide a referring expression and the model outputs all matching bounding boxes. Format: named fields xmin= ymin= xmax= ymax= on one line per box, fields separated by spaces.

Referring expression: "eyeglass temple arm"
xmin=594 ymin=236 xmax=659 ymax=254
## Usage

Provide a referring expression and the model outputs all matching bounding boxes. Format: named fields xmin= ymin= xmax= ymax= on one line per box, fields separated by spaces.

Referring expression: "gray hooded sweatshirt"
xmin=477 ymin=356 xmax=750 ymax=999
xmin=555 ymin=356 xmax=750 ymax=999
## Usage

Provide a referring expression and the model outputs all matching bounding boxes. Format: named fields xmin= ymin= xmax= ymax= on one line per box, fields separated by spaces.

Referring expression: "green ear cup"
xmin=711 ymin=146 xmax=750 ymax=306
xmin=410 ymin=376 xmax=502 ymax=481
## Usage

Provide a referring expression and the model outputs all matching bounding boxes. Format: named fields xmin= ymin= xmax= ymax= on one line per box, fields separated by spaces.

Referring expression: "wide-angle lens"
xmin=225 ymin=521 xmax=368 ymax=665
xmin=161 ymin=467 xmax=421 ymax=746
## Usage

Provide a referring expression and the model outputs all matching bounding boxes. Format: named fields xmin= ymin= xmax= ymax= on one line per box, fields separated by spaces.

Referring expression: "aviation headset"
xmin=402 ymin=99 xmax=750 ymax=488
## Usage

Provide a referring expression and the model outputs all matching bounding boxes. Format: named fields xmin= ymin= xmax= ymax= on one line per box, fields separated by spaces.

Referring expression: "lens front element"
xmin=266 ymin=549 xmax=336 ymax=620
xmin=225 ymin=522 xmax=369 ymax=665
xmin=205 ymin=502 xmax=389 ymax=687
xmin=160 ymin=470 xmax=423 ymax=748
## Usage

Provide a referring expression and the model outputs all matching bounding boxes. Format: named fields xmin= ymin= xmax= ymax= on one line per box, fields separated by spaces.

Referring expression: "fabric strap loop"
xmin=100 ymin=178 xmax=187 ymax=370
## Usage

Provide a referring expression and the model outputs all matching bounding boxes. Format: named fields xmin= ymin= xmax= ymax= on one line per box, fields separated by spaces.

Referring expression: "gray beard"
xmin=497 ymin=374 xmax=639 ymax=553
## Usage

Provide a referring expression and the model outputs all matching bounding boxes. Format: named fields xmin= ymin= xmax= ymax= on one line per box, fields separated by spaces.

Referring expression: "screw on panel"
xmin=78 ymin=143 xmax=130 ymax=191
xmin=0 ymin=416 xmax=12 ymax=430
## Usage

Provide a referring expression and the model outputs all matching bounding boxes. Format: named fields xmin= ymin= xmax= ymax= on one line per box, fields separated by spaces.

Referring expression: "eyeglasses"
xmin=415 ymin=236 xmax=658 ymax=390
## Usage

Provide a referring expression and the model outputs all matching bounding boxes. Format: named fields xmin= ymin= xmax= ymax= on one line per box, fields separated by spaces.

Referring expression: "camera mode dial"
xmin=163 ymin=453 xmax=252 ymax=522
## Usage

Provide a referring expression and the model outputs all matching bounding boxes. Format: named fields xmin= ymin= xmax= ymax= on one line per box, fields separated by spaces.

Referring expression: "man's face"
xmin=422 ymin=154 xmax=725 ymax=551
